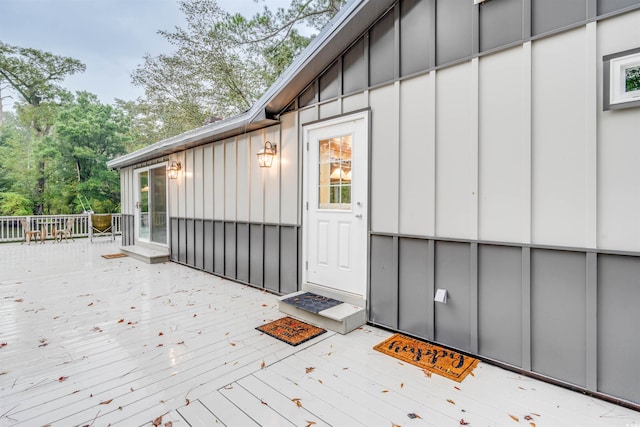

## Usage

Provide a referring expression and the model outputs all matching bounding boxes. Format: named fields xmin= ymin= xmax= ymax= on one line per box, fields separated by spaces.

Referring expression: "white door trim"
xmin=134 ymin=163 xmax=169 ymax=247
xmin=302 ymin=111 xmax=369 ymax=303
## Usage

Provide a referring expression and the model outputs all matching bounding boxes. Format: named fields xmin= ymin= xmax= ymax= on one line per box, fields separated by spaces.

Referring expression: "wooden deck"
xmin=0 ymin=240 xmax=637 ymax=427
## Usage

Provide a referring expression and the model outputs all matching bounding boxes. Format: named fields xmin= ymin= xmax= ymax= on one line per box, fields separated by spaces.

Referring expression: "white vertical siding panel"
xmin=214 ymin=142 xmax=225 ymax=220
xmin=280 ymin=113 xmax=299 ymax=225
xmin=342 ymin=92 xmax=367 ymax=113
xmin=121 ymin=167 xmax=130 ymax=214
xmin=435 ymin=62 xmax=474 ymax=239
xmin=522 ymin=42 xmax=532 ymax=245
xmin=370 ymin=84 xmax=400 ymax=233
xmin=225 ymin=138 xmax=237 ymax=220
xmin=299 ymin=107 xmax=319 ymax=126
xmin=249 ymin=131 xmax=265 ymax=223
xmin=470 ymin=58 xmax=479 ymax=241
xmin=399 ymin=74 xmax=432 ymax=236
xmin=532 ymin=28 xmax=587 ymax=247
xmin=177 ymin=151 xmax=187 ymax=219
xmin=586 ymin=22 xmax=597 ymax=249
xmin=194 ymin=146 xmax=204 ymax=219
xmin=319 ymin=100 xmax=340 ymax=119
xmin=236 ymin=135 xmax=250 ymax=222
xmin=597 ymin=10 xmax=640 ymax=251
xmin=264 ymin=126 xmax=281 ymax=223
xmin=185 ymin=149 xmax=195 ymax=218
xmin=203 ymin=144 xmax=214 ymax=220
xmin=478 ymin=46 xmax=525 ymax=243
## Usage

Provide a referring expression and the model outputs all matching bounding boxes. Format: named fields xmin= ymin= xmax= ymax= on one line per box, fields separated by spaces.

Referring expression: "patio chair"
xmin=90 ymin=214 xmax=114 ymax=242
xmin=53 ymin=218 xmax=75 ymax=243
xmin=20 ymin=218 xmax=41 ymax=245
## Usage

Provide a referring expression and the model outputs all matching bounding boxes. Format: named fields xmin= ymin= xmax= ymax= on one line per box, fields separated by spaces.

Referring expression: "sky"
xmin=0 ymin=0 xmax=292 ymax=111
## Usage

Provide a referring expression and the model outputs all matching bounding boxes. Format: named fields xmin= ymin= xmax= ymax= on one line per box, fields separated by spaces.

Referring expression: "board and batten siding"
xmin=351 ymin=10 xmax=640 ymax=406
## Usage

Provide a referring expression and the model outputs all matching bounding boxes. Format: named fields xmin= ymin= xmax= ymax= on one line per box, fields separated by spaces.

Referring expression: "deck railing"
xmin=0 ymin=214 xmax=122 ymax=243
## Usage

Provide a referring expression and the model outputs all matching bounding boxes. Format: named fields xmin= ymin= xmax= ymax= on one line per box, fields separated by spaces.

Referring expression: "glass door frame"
xmin=134 ymin=163 xmax=169 ymax=246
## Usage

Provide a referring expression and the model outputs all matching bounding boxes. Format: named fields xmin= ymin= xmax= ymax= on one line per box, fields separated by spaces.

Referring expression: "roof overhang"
xmin=108 ymin=0 xmax=395 ymax=170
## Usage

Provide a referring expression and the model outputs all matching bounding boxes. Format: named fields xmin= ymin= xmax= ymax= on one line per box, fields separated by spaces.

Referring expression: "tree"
xmin=0 ymin=42 xmax=85 ymax=213
xmin=131 ymin=0 xmax=345 ymax=140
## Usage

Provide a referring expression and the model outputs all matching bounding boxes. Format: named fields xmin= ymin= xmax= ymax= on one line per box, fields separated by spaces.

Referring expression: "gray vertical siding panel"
xmin=434 ymin=241 xmax=471 ymax=352
xmin=369 ymin=10 xmax=395 ymax=86
xmin=369 ymin=235 xmax=398 ymax=329
xmin=598 ymin=255 xmax=640 ymax=404
xmin=478 ymin=245 xmax=523 ymax=367
xmin=400 ymin=0 xmax=430 ymax=76
xmin=171 ymin=218 xmax=179 ymax=262
xmin=225 ymin=222 xmax=236 ymax=279
xmin=598 ymin=0 xmax=640 ymax=15
xmin=280 ymin=226 xmax=299 ymax=295
xmin=264 ymin=225 xmax=280 ymax=292
xmin=479 ymin=0 xmax=523 ymax=52
xmin=186 ymin=219 xmax=195 ymax=266
xmin=398 ymin=238 xmax=430 ymax=338
xmin=343 ymin=38 xmax=366 ymax=94
xmin=214 ymin=221 xmax=225 ymax=275
xmin=236 ymin=223 xmax=250 ymax=283
xmin=436 ymin=0 xmax=473 ymax=65
xmin=531 ymin=249 xmax=586 ymax=387
xmin=178 ymin=219 xmax=186 ymax=264
xmin=194 ymin=219 xmax=204 ymax=270
xmin=532 ymin=0 xmax=586 ymax=36
xmin=204 ymin=220 xmax=214 ymax=273
xmin=250 ymin=224 xmax=264 ymax=288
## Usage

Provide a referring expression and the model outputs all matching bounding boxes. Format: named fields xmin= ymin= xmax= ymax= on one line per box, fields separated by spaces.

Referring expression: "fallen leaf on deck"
xmin=459 ymin=419 xmax=469 ymax=425
xmin=88 ymin=302 xmax=94 ymax=306
xmin=223 ymin=384 xmax=233 ymax=389
xmin=153 ymin=416 xmax=162 ymax=426
xmin=15 ymin=298 xmax=23 ymax=302
xmin=158 ymin=332 xmax=164 ymax=336
xmin=262 ymin=304 xmax=268 ymax=307
xmin=392 ymin=423 xmax=402 ymax=427
xmin=524 ymin=415 xmax=533 ymax=421
xmin=71 ymin=390 xmax=80 ymax=394
xmin=422 ymin=369 xmax=432 ymax=378
xmin=318 ymin=379 xmax=323 ymax=384
xmin=0 ymin=343 xmax=7 ymax=348
xmin=447 ymin=399 xmax=456 ymax=405
xmin=407 ymin=413 xmax=422 ymax=419
xmin=261 ymin=360 xmax=266 ymax=369
xmin=58 ymin=376 xmax=68 ymax=382
xmin=400 ymin=383 xmax=404 ymax=388
xmin=305 ymin=421 xmax=316 ymax=427
xmin=509 ymin=414 xmax=519 ymax=422
xmin=99 ymin=399 xmax=113 ymax=405
xmin=381 ymin=390 xmax=389 ymax=393
xmin=261 ymin=399 xmax=268 ymax=406
xmin=305 ymin=367 xmax=315 ymax=374
xmin=157 ymin=344 xmax=163 ymax=347
xmin=118 ymin=319 xmax=124 ymax=323
xmin=230 ymin=342 xmax=236 ymax=346
xmin=530 ymin=423 xmax=536 ymax=427
xmin=185 ymin=398 xmax=190 ymax=406
xmin=469 ymin=372 xmax=475 ymax=377
xmin=292 ymin=398 xmax=302 ymax=407
xmin=454 ymin=386 xmax=461 ymax=390
xmin=164 ymin=422 xmax=173 ymax=427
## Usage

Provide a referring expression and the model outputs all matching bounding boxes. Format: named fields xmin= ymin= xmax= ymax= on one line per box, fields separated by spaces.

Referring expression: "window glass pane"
xmin=150 ymin=166 xmax=167 ymax=244
xmin=299 ymin=83 xmax=317 ymax=107
xmin=139 ymin=171 xmax=149 ymax=239
xmin=318 ymin=135 xmax=352 ymax=210
xmin=625 ymin=65 xmax=640 ymax=92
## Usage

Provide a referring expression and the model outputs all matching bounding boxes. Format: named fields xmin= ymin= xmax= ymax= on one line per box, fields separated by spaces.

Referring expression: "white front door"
xmin=303 ymin=112 xmax=369 ymax=300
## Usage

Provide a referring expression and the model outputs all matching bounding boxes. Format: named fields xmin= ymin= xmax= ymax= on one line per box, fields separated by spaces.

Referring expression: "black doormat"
xmin=281 ymin=292 xmax=342 ymax=313
xmin=256 ymin=317 xmax=327 ymax=346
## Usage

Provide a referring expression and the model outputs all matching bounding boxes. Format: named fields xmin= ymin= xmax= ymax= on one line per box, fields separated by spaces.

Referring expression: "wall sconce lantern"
xmin=257 ymin=141 xmax=277 ymax=168
xmin=167 ymin=160 xmax=181 ymax=179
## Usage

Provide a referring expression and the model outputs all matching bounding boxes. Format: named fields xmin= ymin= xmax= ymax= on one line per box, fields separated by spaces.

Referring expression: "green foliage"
xmin=131 ymin=0 xmax=346 ymax=140
xmin=0 ymin=192 xmax=33 ymax=215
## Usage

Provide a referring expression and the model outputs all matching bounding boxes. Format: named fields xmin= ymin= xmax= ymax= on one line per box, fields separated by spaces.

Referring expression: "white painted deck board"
xmin=0 ymin=240 xmax=638 ymax=427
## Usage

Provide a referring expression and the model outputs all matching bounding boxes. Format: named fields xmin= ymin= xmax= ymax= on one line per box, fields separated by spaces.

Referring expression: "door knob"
xmin=355 ymin=214 xmax=363 ymax=219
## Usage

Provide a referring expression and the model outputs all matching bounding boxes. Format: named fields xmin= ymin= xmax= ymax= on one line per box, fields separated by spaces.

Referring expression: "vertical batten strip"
xmin=470 ymin=243 xmax=479 ymax=354
xmin=521 ymin=42 xmax=532 ymax=244
xmin=427 ymin=71 xmax=437 ymax=236
xmin=586 ymin=252 xmax=598 ymax=391
xmin=471 ymin=57 xmax=480 ymax=241
xmin=521 ymin=247 xmax=532 ymax=370
xmin=586 ymin=22 xmax=597 ymax=249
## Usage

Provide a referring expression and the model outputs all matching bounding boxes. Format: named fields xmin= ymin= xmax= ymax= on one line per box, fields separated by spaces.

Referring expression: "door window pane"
xmin=318 ymin=135 xmax=352 ymax=210
xmin=150 ymin=166 xmax=167 ymax=244
xmin=139 ymin=171 xmax=149 ymax=239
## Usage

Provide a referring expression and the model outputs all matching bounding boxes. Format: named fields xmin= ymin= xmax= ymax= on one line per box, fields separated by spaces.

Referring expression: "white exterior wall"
xmin=597 ymin=10 xmax=640 ymax=251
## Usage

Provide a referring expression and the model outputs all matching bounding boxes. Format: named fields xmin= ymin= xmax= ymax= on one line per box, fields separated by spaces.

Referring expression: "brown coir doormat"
xmin=257 ymin=317 xmax=326 ymax=346
xmin=374 ymin=333 xmax=479 ymax=382
xmin=101 ymin=253 xmax=128 ymax=259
